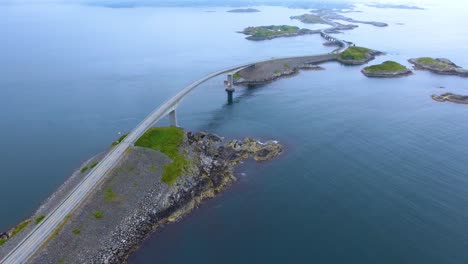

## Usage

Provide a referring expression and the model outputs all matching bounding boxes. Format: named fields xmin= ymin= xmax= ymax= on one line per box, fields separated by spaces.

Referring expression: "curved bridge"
xmin=1 ymin=22 xmax=350 ymax=264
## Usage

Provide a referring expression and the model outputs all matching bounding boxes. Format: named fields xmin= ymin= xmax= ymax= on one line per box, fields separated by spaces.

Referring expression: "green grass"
xmin=0 ymin=238 xmax=7 ymax=246
xmin=12 ymin=220 xmax=31 ymax=237
xmin=150 ymin=165 xmax=158 ymax=172
xmin=92 ymin=210 xmax=103 ymax=219
xmin=35 ymin=215 xmax=46 ymax=224
xmin=284 ymin=64 xmax=291 ymax=70
xmin=415 ymin=57 xmax=453 ymax=70
xmin=80 ymin=166 xmax=89 ymax=173
xmin=90 ymin=162 xmax=98 ymax=169
xmin=339 ymin=46 xmax=371 ymax=61
xmin=134 ymin=127 xmax=188 ymax=185
xmin=417 ymin=57 xmax=438 ymax=65
xmin=364 ymin=61 xmax=408 ymax=73
xmin=233 ymin=72 xmax=241 ymax=80
xmin=104 ymin=187 xmax=118 ymax=202
xmin=111 ymin=133 xmax=128 ymax=146
xmin=72 ymin=229 xmax=81 ymax=235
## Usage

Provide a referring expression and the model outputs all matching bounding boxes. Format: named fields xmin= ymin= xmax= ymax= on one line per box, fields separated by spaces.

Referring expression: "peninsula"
xmin=409 ymin=57 xmax=468 ymax=77
xmin=362 ymin=61 xmax=412 ymax=77
xmin=239 ymin=25 xmax=319 ymax=40
xmin=431 ymin=93 xmax=468 ymax=104
xmin=1 ymin=128 xmax=282 ymax=263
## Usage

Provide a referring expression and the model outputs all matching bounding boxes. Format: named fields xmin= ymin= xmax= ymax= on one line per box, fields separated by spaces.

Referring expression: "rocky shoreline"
xmin=431 ymin=93 xmax=468 ymax=104
xmin=19 ymin=130 xmax=281 ymax=263
xmin=362 ymin=69 xmax=412 ymax=78
xmin=361 ymin=61 xmax=413 ymax=78
xmin=233 ymin=54 xmax=334 ymax=86
xmin=337 ymin=48 xmax=383 ymax=65
xmin=409 ymin=57 xmax=468 ymax=77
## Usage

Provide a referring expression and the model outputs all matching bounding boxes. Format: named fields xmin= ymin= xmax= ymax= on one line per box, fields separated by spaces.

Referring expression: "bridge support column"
xmin=169 ymin=109 xmax=178 ymax=127
xmin=225 ymin=74 xmax=235 ymax=103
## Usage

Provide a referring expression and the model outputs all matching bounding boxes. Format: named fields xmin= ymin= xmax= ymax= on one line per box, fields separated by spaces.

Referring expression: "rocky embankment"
xmin=25 ymin=130 xmax=281 ymax=264
xmin=431 ymin=93 xmax=468 ymax=104
xmin=234 ymin=54 xmax=335 ymax=85
xmin=409 ymin=57 xmax=468 ymax=77
xmin=361 ymin=61 xmax=412 ymax=78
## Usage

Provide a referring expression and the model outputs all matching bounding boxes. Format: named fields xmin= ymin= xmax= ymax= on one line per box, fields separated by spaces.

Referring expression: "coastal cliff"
xmin=12 ymin=129 xmax=282 ymax=263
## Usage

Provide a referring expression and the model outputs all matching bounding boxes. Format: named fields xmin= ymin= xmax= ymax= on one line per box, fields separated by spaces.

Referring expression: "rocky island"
xmin=362 ymin=61 xmax=412 ymax=77
xmin=409 ymin=57 xmax=468 ymax=77
xmin=0 ymin=127 xmax=282 ymax=263
xmin=291 ymin=10 xmax=388 ymax=28
xmin=239 ymin=25 xmax=319 ymax=41
xmin=233 ymin=54 xmax=334 ymax=85
xmin=227 ymin=8 xmax=260 ymax=13
xmin=337 ymin=46 xmax=383 ymax=65
xmin=431 ymin=93 xmax=468 ymax=104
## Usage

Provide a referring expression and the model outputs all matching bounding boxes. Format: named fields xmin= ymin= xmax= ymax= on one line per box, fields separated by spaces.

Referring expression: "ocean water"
xmin=1 ymin=2 xmax=468 ymax=263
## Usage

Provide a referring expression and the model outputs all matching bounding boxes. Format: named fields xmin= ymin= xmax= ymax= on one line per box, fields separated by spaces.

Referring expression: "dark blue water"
xmin=2 ymin=2 xmax=468 ymax=263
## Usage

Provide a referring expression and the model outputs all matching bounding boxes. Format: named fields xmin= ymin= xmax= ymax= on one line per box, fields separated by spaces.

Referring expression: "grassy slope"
xmin=134 ymin=127 xmax=188 ymax=185
xmin=364 ymin=61 xmax=407 ymax=73
xmin=416 ymin=57 xmax=452 ymax=70
xmin=339 ymin=46 xmax=371 ymax=61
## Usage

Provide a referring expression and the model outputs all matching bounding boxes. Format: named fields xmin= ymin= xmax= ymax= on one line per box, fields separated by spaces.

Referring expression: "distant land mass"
xmin=227 ymin=8 xmax=260 ymax=13
xmin=367 ymin=4 xmax=425 ymax=10
xmin=85 ymin=0 xmax=354 ymax=9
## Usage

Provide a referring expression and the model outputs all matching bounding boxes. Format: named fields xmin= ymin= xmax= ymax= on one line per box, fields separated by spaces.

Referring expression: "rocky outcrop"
xmin=431 ymin=93 xmax=468 ymax=104
xmin=337 ymin=49 xmax=384 ymax=65
xmin=27 ymin=131 xmax=282 ymax=264
xmin=409 ymin=57 xmax=468 ymax=77
xmin=362 ymin=69 xmax=412 ymax=77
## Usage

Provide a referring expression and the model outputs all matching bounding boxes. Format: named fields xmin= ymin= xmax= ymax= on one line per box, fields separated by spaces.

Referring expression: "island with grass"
xmin=227 ymin=8 xmax=260 ymax=13
xmin=408 ymin=57 xmax=468 ymax=77
xmin=0 ymin=127 xmax=282 ymax=263
xmin=362 ymin=61 xmax=412 ymax=77
xmin=239 ymin=25 xmax=319 ymax=40
xmin=431 ymin=93 xmax=468 ymax=104
xmin=337 ymin=46 xmax=383 ymax=65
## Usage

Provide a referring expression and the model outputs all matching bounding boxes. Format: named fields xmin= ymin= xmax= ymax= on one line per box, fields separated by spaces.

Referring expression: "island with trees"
xmin=362 ymin=61 xmax=412 ymax=77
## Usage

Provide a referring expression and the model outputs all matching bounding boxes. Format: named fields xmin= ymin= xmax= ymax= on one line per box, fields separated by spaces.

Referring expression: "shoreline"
xmin=10 ymin=131 xmax=282 ymax=263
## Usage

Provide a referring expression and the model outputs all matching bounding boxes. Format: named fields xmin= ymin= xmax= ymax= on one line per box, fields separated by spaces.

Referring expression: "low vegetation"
xmin=233 ymin=72 xmax=241 ymax=80
xmin=72 ymin=229 xmax=81 ymax=235
xmin=290 ymin=14 xmax=325 ymax=24
xmin=414 ymin=57 xmax=454 ymax=70
xmin=339 ymin=46 xmax=371 ymax=61
xmin=241 ymin=25 xmax=315 ymax=40
xmin=92 ymin=211 xmax=103 ymax=219
xmin=364 ymin=61 xmax=408 ymax=73
xmin=135 ymin=127 xmax=188 ymax=185
xmin=0 ymin=219 xmax=32 ymax=246
xmin=111 ymin=133 xmax=128 ymax=146
xmin=35 ymin=214 xmax=46 ymax=224
xmin=90 ymin=162 xmax=98 ymax=169
xmin=104 ymin=187 xmax=118 ymax=202
xmin=80 ymin=166 xmax=89 ymax=173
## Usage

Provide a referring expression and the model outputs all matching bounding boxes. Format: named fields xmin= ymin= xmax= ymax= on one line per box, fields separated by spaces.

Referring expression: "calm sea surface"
xmin=1 ymin=2 xmax=468 ymax=263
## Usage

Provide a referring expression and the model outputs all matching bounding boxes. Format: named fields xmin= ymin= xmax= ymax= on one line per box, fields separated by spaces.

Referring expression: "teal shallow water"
xmin=1 ymin=3 xmax=468 ymax=263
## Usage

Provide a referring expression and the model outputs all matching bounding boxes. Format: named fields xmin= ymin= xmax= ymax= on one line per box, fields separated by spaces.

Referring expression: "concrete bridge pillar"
xmin=225 ymin=74 xmax=235 ymax=103
xmin=169 ymin=109 xmax=178 ymax=127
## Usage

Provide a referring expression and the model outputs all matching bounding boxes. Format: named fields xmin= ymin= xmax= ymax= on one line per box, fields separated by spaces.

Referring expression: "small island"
xmin=362 ymin=61 xmax=412 ymax=77
xmin=227 ymin=8 xmax=260 ymax=13
xmin=337 ymin=46 xmax=383 ymax=65
xmin=239 ymin=25 xmax=319 ymax=41
xmin=409 ymin=57 xmax=468 ymax=77
xmin=431 ymin=93 xmax=468 ymax=104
